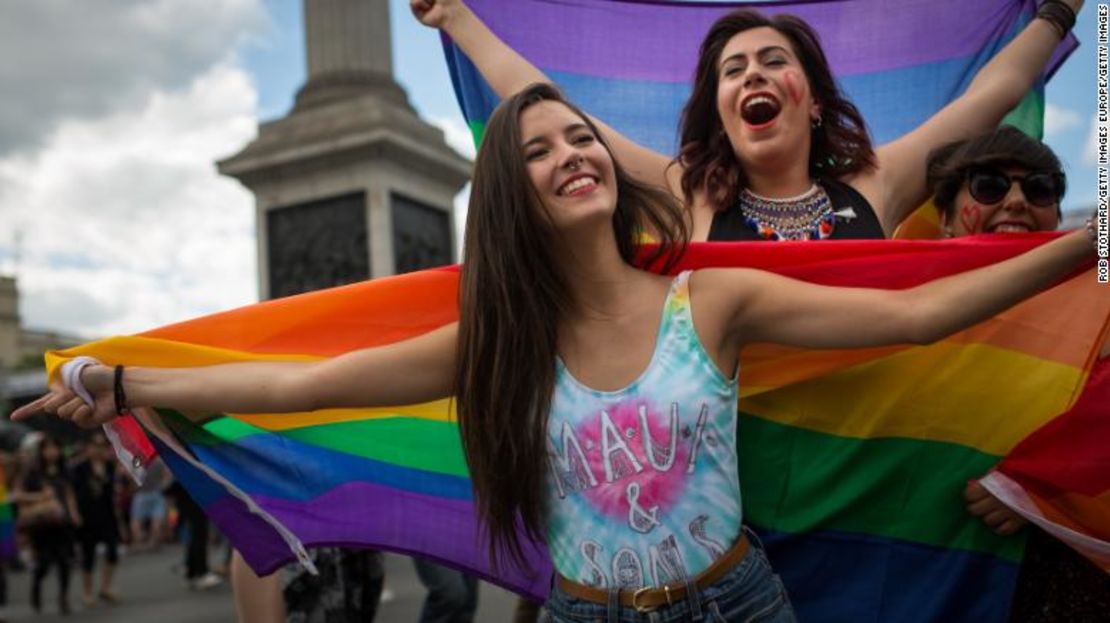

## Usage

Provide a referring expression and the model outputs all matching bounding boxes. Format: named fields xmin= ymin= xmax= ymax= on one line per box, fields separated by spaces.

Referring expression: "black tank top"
xmin=707 ymin=178 xmax=885 ymax=241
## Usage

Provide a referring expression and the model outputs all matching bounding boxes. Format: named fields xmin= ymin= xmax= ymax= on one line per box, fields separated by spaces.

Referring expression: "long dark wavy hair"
xmin=678 ymin=9 xmax=876 ymax=210
xmin=454 ymin=83 xmax=687 ymax=569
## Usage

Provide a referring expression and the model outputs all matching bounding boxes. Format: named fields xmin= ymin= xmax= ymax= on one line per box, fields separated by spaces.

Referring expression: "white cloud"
xmin=0 ymin=0 xmax=267 ymax=157
xmin=429 ymin=115 xmax=478 ymax=160
xmin=0 ymin=63 xmax=260 ymax=338
xmin=1044 ymin=103 xmax=1082 ymax=140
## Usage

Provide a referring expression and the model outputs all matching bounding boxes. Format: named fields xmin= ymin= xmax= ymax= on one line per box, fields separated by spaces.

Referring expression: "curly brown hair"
xmin=678 ymin=9 xmax=875 ymax=210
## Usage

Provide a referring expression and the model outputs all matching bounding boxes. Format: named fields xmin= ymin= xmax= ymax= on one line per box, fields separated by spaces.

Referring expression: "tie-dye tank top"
xmin=545 ymin=271 xmax=741 ymax=589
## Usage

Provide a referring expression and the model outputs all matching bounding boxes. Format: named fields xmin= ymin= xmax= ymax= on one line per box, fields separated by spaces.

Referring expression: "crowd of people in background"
xmin=0 ymin=430 xmax=228 ymax=621
xmin=0 ymin=431 xmax=488 ymax=623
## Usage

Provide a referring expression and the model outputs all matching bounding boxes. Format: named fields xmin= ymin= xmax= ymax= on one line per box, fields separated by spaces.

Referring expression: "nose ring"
xmin=567 ymin=156 xmax=583 ymax=171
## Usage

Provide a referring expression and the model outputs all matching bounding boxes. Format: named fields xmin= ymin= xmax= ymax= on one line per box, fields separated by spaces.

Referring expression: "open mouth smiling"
xmin=740 ymin=93 xmax=782 ymax=127
xmin=558 ymin=174 xmax=599 ymax=196
xmin=986 ymin=221 xmax=1033 ymax=233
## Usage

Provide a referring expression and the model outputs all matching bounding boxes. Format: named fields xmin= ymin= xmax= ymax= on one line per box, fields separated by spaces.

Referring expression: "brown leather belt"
xmin=556 ymin=533 xmax=750 ymax=613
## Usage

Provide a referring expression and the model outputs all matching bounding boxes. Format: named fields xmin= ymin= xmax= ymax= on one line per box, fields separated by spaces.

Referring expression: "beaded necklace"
xmin=737 ymin=183 xmax=836 ymax=241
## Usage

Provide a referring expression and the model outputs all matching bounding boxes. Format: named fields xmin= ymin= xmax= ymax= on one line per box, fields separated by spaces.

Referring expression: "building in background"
xmin=1 ymin=274 xmax=84 ymax=444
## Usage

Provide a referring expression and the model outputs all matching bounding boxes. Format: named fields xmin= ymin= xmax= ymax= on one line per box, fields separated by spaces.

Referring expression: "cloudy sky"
xmin=0 ymin=0 xmax=1097 ymax=340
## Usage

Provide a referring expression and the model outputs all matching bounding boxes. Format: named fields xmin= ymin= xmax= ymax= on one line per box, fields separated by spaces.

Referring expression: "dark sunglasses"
xmin=967 ymin=168 xmax=1064 ymax=208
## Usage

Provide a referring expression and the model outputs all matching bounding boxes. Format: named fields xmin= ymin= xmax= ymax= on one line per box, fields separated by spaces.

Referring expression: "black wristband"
xmin=113 ymin=365 xmax=129 ymax=416
xmin=1037 ymin=1 xmax=1077 ymax=40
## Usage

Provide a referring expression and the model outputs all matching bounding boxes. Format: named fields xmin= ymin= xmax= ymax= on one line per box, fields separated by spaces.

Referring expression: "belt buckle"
xmin=631 ymin=586 xmax=657 ymax=613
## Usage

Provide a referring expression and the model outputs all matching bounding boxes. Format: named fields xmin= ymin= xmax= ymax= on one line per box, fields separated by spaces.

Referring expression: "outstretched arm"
xmin=13 ymin=323 xmax=459 ymax=427
xmin=698 ymin=229 xmax=1093 ymax=350
xmin=870 ymin=0 xmax=1082 ymax=232
xmin=411 ymin=0 xmax=676 ymax=189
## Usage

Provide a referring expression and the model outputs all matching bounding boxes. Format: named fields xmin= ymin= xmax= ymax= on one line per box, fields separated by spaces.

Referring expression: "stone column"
xmin=218 ymin=0 xmax=470 ymax=300
xmin=295 ymin=0 xmax=407 ymax=111
xmin=0 ymin=276 xmax=20 ymax=368
xmin=305 ymin=0 xmax=391 ymax=78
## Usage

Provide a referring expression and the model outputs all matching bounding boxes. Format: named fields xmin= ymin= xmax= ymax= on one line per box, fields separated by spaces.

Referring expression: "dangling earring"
xmin=811 ymin=115 xmax=823 ymax=129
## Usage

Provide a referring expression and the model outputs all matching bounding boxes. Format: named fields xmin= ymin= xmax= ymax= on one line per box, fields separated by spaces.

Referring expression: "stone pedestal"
xmin=0 ymin=276 xmax=19 ymax=368
xmin=218 ymin=0 xmax=470 ymax=299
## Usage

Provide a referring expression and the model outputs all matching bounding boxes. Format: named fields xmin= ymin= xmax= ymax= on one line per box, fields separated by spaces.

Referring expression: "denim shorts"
xmin=542 ymin=531 xmax=797 ymax=623
xmin=130 ymin=491 xmax=167 ymax=522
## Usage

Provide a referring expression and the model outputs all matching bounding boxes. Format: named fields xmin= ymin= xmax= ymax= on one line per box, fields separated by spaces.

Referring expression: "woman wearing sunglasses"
xmin=928 ymin=126 xmax=1067 ymax=237
xmin=926 ymin=125 xmax=1110 ymax=622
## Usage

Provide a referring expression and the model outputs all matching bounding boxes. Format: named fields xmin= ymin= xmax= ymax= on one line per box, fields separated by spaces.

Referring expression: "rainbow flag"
xmin=443 ymin=0 xmax=1074 ymax=152
xmin=441 ymin=0 xmax=1076 ymax=238
xmin=981 ymin=357 xmax=1110 ymax=573
xmin=45 ymin=237 xmax=1109 ymax=622
xmin=0 ymin=466 xmax=15 ymax=561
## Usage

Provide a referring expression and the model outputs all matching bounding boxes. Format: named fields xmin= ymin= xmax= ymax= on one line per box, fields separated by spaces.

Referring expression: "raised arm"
xmin=411 ymin=0 xmax=675 ymax=189
xmin=869 ymin=0 xmax=1081 ymax=232
xmin=13 ymin=322 xmax=459 ymax=427
xmin=697 ymin=230 xmax=1093 ymax=351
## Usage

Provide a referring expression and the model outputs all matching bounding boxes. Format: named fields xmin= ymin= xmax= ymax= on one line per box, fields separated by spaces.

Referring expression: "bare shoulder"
xmin=689 ymin=267 xmax=742 ymax=289
xmin=688 ymin=268 xmax=762 ymax=311
xmin=687 ymin=268 xmax=763 ymax=358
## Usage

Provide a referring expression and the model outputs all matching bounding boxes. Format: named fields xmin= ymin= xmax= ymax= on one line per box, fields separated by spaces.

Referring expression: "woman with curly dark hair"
xmin=412 ymin=0 xmax=1081 ymax=243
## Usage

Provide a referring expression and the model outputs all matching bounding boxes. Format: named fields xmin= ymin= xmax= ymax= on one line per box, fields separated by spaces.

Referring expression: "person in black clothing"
xmin=229 ymin=548 xmax=385 ymax=622
xmin=13 ymin=434 xmax=80 ymax=615
xmin=69 ymin=432 xmax=121 ymax=606
xmin=165 ymin=480 xmax=223 ymax=591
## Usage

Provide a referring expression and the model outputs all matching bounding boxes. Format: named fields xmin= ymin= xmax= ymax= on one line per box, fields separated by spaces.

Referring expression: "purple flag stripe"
xmin=212 ymin=481 xmax=554 ymax=599
xmin=466 ymin=0 xmax=1031 ymax=82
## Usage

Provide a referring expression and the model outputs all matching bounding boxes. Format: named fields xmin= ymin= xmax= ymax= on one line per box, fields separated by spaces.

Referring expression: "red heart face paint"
xmin=783 ymin=70 xmax=805 ymax=106
xmin=958 ymin=203 xmax=984 ymax=234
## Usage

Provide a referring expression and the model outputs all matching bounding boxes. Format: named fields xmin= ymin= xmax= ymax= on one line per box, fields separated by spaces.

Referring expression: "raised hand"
xmin=964 ymin=480 xmax=1028 ymax=536
xmin=410 ymin=0 xmax=464 ymax=30
xmin=11 ymin=362 xmax=117 ymax=428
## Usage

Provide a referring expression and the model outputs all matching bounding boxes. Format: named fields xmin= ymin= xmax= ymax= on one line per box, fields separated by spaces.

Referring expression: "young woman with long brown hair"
xmin=15 ymin=84 xmax=1099 ymax=621
xmin=411 ymin=0 xmax=1081 ymax=242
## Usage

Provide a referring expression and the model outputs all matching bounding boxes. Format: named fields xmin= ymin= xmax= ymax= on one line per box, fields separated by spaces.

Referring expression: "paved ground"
xmin=3 ymin=545 xmax=522 ymax=622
